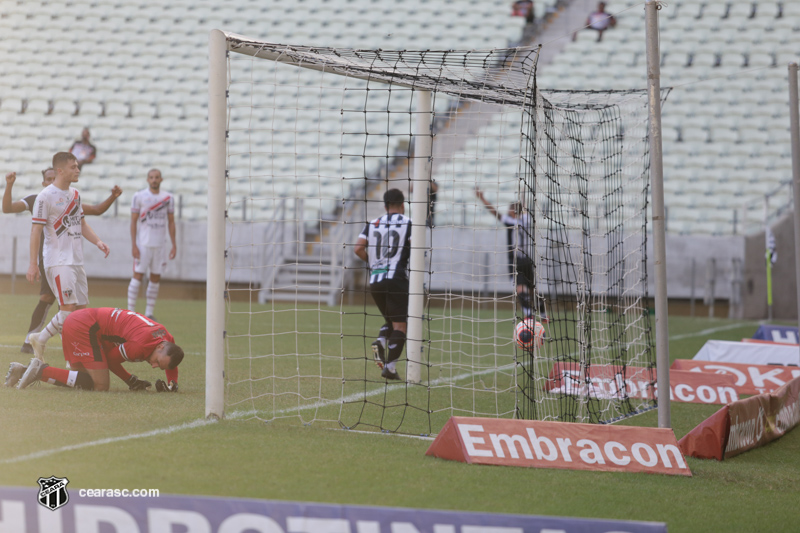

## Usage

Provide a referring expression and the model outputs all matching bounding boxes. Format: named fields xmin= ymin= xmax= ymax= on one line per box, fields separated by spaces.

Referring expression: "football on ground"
xmin=514 ymin=318 xmax=545 ymax=349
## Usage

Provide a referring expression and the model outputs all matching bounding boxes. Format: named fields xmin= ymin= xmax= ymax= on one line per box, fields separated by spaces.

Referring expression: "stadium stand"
xmin=1 ymin=0 xmax=795 ymax=236
xmin=535 ymin=0 xmax=798 ymax=235
xmin=1 ymin=0 xmax=548 ymax=220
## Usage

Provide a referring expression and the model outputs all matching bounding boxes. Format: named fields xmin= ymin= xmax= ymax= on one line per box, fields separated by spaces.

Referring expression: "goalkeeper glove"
xmin=155 ymin=379 xmax=178 ymax=393
xmin=125 ymin=375 xmax=152 ymax=391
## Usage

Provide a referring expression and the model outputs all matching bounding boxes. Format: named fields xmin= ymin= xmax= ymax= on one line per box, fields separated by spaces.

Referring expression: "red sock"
xmin=42 ymin=366 xmax=70 ymax=387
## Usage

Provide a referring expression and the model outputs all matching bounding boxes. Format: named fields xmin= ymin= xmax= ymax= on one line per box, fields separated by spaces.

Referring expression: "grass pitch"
xmin=0 ymin=293 xmax=798 ymax=532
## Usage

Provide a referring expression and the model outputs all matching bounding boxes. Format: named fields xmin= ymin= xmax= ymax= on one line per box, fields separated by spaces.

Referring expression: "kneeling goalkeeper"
xmin=7 ymin=307 xmax=183 ymax=392
xmin=354 ymin=189 xmax=412 ymax=381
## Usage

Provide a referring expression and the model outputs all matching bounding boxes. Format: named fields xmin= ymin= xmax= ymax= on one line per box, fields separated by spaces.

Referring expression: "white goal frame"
xmin=205 ymin=24 xmax=671 ymax=424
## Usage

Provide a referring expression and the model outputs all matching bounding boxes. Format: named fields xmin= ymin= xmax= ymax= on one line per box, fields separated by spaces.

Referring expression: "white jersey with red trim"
xmin=131 ymin=188 xmax=174 ymax=248
xmin=32 ymin=184 xmax=85 ymax=268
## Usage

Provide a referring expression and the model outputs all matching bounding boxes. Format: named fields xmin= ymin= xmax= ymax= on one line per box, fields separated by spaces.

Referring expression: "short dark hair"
xmin=383 ymin=188 xmax=404 ymax=207
xmin=52 ymin=152 xmax=77 ymax=169
xmin=510 ymin=202 xmax=523 ymax=214
xmin=164 ymin=342 xmax=185 ymax=370
xmin=41 ymin=168 xmax=54 ymax=179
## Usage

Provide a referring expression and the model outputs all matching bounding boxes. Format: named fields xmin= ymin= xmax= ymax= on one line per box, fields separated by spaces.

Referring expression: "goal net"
xmin=207 ymin=30 xmax=659 ymax=433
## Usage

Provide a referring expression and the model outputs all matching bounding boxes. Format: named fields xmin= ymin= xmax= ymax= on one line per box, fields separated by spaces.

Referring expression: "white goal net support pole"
xmin=407 ymin=90 xmax=433 ymax=385
xmin=645 ymin=0 xmax=670 ymax=428
xmin=789 ymin=62 xmax=800 ymax=348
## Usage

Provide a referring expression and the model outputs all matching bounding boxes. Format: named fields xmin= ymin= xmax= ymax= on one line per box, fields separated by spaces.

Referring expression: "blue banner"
xmin=0 ymin=486 xmax=666 ymax=533
xmin=753 ymin=325 xmax=799 ymax=344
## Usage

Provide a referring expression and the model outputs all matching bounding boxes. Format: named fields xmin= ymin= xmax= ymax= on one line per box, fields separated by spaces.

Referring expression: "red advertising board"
xmin=546 ymin=362 xmax=737 ymax=404
xmin=426 ymin=416 xmax=691 ymax=476
xmin=679 ymin=376 xmax=800 ymax=460
xmin=671 ymin=359 xmax=800 ymax=396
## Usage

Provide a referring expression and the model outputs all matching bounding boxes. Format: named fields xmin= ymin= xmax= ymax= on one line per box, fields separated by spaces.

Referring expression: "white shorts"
xmin=134 ymin=245 xmax=168 ymax=276
xmin=46 ymin=265 xmax=89 ymax=307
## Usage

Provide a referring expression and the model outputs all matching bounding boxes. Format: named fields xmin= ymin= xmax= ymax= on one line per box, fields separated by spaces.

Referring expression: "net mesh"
xmin=219 ymin=33 xmax=659 ymax=434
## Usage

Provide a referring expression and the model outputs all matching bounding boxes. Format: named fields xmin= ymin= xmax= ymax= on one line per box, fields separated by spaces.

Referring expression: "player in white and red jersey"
xmin=127 ymin=168 xmax=177 ymax=319
xmin=8 ymin=307 xmax=183 ymax=392
xmin=26 ymin=152 xmax=110 ymax=361
xmin=3 ymin=169 xmax=122 ymax=354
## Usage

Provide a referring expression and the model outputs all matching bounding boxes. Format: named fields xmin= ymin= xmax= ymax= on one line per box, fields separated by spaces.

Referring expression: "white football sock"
xmin=145 ymin=282 xmax=160 ymax=317
xmin=127 ymin=278 xmax=141 ymax=311
xmin=39 ymin=310 xmax=71 ymax=344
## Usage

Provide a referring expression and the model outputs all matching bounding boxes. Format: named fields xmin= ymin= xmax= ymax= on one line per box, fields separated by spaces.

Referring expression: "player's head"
xmin=148 ymin=341 xmax=184 ymax=370
xmin=147 ymin=168 xmax=162 ymax=192
xmin=41 ymin=168 xmax=55 ymax=187
xmin=383 ymin=189 xmax=405 ymax=214
xmin=509 ymin=202 xmax=522 ymax=217
xmin=52 ymin=152 xmax=80 ymax=182
xmin=81 ymin=127 xmax=91 ymax=142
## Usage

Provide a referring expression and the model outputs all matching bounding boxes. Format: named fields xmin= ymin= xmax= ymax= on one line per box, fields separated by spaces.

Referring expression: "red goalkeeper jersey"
xmin=92 ymin=307 xmax=178 ymax=383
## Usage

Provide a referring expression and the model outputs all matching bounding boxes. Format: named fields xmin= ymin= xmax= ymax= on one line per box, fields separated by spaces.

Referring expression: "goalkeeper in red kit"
xmin=5 ymin=307 xmax=183 ymax=392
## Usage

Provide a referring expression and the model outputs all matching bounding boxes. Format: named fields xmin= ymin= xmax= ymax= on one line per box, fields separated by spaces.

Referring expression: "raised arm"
xmin=475 ymin=187 xmax=501 ymax=220
xmin=2 ymin=172 xmax=28 ymax=214
xmin=83 ymin=185 xmax=122 ymax=216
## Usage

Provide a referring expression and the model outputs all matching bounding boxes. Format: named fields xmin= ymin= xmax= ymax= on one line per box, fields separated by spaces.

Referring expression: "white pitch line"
xmin=327 ymin=427 xmax=435 ymax=441
xmin=669 ymin=322 xmax=757 ymax=341
xmin=229 ymin=320 xmax=756 ymax=420
xmin=0 ymin=320 xmax=759 ymax=462
xmin=229 ymin=360 xmax=517 ymax=420
xmin=1 ymin=418 xmax=216 ymax=465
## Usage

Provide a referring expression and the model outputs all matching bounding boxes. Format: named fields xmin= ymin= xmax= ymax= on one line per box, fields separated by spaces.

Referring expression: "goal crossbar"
xmin=223 ymin=31 xmax=540 ymax=107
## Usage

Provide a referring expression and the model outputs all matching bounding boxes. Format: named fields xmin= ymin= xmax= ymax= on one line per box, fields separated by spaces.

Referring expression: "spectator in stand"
xmin=512 ymin=0 xmax=535 ymax=24
xmin=2 ymin=169 xmax=122 ymax=354
xmin=576 ymin=2 xmax=617 ymax=42
xmin=69 ymin=127 xmax=97 ymax=169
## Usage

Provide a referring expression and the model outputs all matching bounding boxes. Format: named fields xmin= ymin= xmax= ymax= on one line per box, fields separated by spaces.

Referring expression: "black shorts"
xmin=370 ymin=277 xmax=409 ymax=323
xmin=39 ymin=262 xmax=54 ymax=298
xmin=515 ymin=255 xmax=534 ymax=289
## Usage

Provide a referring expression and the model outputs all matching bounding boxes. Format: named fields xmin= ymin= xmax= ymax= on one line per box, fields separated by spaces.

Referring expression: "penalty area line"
xmin=0 ymin=418 xmax=215 ymax=465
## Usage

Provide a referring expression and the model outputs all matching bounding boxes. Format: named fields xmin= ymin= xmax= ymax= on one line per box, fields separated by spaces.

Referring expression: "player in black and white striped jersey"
xmin=354 ymin=189 xmax=412 ymax=381
xmin=476 ymin=187 xmax=546 ymax=322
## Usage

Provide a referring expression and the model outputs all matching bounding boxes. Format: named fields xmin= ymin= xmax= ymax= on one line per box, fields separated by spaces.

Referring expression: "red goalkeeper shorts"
xmin=61 ymin=309 xmax=108 ymax=370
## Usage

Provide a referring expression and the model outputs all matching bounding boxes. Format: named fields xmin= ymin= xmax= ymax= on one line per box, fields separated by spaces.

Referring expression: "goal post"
xmin=206 ymin=29 xmax=662 ymax=432
xmin=206 ymin=29 xmax=227 ymax=420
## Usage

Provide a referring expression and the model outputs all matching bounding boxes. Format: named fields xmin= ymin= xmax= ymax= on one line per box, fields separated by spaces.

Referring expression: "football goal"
xmin=206 ymin=30 xmax=659 ymax=434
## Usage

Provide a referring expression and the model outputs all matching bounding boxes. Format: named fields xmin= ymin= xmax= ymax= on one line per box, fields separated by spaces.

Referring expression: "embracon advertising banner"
xmin=426 ymin=417 xmax=691 ymax=477
xmin=0 ymin=487 xmax=668 ymax=533
xmin=546 ymin=363 xmax=738 ymax=405
xmin=671 ymin=359 xmax=800 ymax=396
xmin=679 ymin=376 xmax=800 ymax=460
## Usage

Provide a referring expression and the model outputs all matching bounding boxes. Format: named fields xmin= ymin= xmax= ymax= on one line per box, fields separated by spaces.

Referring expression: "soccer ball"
xmin=514 ymin=318 xmax=545 ymax=349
